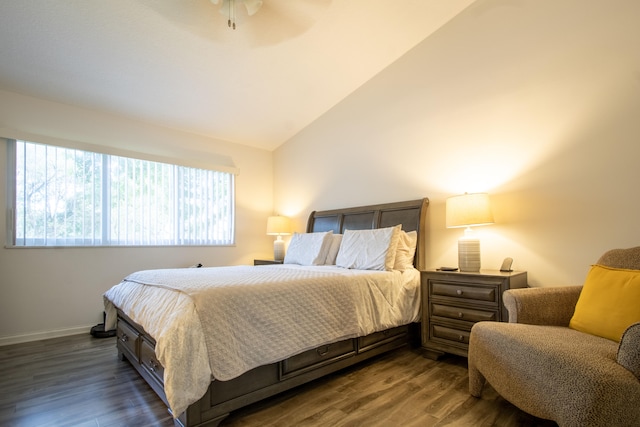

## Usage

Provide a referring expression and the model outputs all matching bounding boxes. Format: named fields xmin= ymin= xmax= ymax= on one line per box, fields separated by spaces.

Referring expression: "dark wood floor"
xmin=0 ymin=334 xmax=557 ymax=427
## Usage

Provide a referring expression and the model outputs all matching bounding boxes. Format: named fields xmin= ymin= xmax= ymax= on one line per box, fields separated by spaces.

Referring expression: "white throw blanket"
xmin=104 ymin=264 xmax=420 ymax=417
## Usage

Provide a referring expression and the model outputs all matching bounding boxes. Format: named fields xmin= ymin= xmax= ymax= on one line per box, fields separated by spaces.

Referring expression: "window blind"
xmin=8 ymin=139 xmax=235 ymax=247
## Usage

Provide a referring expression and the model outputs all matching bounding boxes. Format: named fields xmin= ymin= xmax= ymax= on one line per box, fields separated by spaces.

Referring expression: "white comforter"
xmin=103 ymin=264 xmax=420 ymax=417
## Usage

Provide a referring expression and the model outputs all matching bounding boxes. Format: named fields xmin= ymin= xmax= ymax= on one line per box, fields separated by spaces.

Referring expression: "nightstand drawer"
xmin=431 ymin=282 xmax=497 ymax=303
xmin=431 ymin=324 xmax=470 ymax=345
xmin=431 ymin=303 xmax=498 ymax=323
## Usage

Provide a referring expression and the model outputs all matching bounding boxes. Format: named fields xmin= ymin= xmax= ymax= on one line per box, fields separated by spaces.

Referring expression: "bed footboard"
xmin=116 ymin=310 xmax=419 ymax=427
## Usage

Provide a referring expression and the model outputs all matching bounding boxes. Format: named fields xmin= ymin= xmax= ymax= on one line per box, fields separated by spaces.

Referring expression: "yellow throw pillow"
xmin=569 ymin=265 xmax=640 ymax=342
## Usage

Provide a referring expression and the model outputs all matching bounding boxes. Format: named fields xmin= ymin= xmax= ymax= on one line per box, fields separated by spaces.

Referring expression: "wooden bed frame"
xmin=115 ymin=198 xmax=429 ymax=427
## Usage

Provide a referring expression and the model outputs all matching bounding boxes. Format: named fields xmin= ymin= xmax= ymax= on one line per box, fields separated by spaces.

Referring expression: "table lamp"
xmin=266 ymin=215 xmax=291 ymax=261
xmin=446 ymin=193 xmax=494 ymax=272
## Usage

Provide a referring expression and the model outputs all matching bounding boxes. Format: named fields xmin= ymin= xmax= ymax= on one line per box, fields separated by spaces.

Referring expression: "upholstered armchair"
xmin=468 ymin=247 xmax=640 ymax=427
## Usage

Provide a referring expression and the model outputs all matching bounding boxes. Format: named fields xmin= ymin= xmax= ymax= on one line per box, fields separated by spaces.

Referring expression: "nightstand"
xmin=254 ymin=259 xmax=284 ymax=265
xmin=421 ymin=269 xmax=527 ymax=360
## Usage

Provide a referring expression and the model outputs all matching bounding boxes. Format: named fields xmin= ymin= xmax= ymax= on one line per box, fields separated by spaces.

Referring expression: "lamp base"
xmin=458 ymin=237 xmax=481 ymax=272
xmin=274 ymin=238 xmax=285 ymax=261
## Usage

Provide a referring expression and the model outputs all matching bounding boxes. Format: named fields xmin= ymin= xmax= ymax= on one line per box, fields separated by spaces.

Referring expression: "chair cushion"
xmin=469 ymin=321 xmax=640 ymax=426
xmin=569 ymin=265 xmax=640 ymax=342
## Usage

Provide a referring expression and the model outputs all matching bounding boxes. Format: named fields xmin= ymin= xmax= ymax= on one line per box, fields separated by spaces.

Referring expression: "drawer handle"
xmin=458 ymin=335 xmax=465 ymax=341
xmin=317 ymin=345 xmax=330 ymax=357
xmin=457 ymin=312 xmax=464 ymax=318
xmin=120 ymin=333 xmax=128 ymax=343
xmin=456 ymin=289 xmax=463 ymax=296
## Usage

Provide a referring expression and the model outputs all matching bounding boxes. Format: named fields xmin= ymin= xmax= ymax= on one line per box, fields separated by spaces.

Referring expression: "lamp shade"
xmin=266 ymin=216 xmax=291 ymax=235
xmin=446 ymin=193 xmax=494 ymax=228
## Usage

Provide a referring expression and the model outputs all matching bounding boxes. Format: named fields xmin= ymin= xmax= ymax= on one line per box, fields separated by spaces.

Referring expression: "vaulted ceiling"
xmin=0 ymin=0 xmax=476 ymax=150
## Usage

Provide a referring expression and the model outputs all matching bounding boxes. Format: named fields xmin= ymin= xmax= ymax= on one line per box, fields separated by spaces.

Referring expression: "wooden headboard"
xmin=306 ymin=198 xmax=429 ymax=270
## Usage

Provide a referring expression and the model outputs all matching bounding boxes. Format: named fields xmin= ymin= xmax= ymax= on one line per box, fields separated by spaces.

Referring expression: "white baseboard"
xmin=0 ymin=324 xmax=94 ymax=347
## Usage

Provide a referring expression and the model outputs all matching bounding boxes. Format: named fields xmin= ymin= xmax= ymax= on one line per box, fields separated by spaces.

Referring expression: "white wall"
xmin=0 ymin=90 xmax=275 ymax=343
xmin=274 ymin=0 xmax=640 ymax=287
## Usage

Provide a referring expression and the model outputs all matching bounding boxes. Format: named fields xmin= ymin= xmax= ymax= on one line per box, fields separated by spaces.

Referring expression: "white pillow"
xmin=323 ymin=234 xmax=343 ymax=265
xmin=284 ymin=231 xmax=333 ymax=266
xmin=335 ymin=225 xmax=401 ymax=271
xmin=394 ymin=230 xmax=418 ymax=270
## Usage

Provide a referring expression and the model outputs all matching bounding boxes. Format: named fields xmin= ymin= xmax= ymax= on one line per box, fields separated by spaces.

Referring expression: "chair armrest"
xmin=503 ymin=286 xmax=582 ymax=326
xmin=617 ymin=322 xmax=640 ymax=380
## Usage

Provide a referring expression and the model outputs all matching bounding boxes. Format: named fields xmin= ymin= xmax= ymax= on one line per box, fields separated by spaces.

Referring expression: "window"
xmin=7 ymin=139 xmax=235 ymax=247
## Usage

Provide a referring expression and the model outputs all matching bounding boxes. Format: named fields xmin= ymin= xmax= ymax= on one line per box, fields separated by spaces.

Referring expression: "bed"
xmin=104 ymin=198 xmax=429 ymax=427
